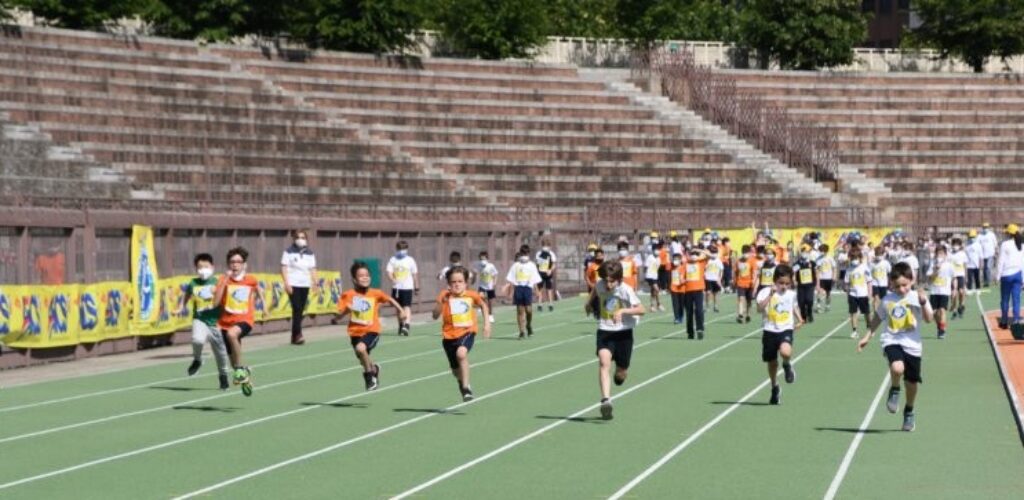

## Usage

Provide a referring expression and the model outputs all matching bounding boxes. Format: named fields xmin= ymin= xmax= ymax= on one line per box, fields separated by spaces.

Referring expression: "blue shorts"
xmin=442 ymin=333 xmax=475 ymax=369
xmin=513 ymin=285 xmax=534 ymax=306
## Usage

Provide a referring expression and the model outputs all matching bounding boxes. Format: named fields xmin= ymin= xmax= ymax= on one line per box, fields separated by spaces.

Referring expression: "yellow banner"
xmin=130 ymin=225 xmax=160 ymax=330
xmin=1 ymin=285 xmax=80 ymax=348
xmin=77 ymin=281 xmax=132 ymax=343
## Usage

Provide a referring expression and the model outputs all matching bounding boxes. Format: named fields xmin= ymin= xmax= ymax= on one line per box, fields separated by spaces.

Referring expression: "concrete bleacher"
xmin=723 ymin=69 xmax=1024 ymax=218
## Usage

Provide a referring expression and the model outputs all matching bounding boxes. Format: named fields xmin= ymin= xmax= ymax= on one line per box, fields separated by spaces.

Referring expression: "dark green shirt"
xmin=188 ymin=277 xmax=220 ymax=327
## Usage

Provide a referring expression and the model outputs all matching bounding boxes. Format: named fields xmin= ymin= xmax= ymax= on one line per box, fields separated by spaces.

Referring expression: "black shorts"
xmin=645 ymin=278 xmax=659 ymax=290
xmin=820 ymin=279 xmax=833 ymax=293
xmin=873 ymin=286 xmax=888 ymax=299
xmin=736 ymin=286 xmax=754 ymax=302
xmin=838 ymin=270 xmax=847 ymax=282
xmin=442 ymin=333 xmax=475 ymax=369
xmin=478 ymin=288 xmax=496 ymax=300
xmin=884 ymin=344 xmax=922 ymax=383
xmin=705 ymin=280 xmax=721 ymax=293
xmin=539 ymin=274 xmax=554 ymax=290
xmin=761 ymin=330 xmax=794 ymax=362
xmin=954 ymin=276 xmax=966 ymax=291
xmin=513 ymin=285 xmax=533 ymax=306
xmin=596 ymin=329 xmax=634 ymax=369
xmin=220 ymin=322 xmax=252 ymax=339
xmin=391 ymin=288 xmax=414 ymax=307
xmin=658 ymin=268 xmax=670 ymax=290
xmin=350 ymin=333 xmax=380 ymax=353
xmin=929 ymin=294 xmax=950 ymax=311
xmin=848 ymin=296 xmax=870 ymax=315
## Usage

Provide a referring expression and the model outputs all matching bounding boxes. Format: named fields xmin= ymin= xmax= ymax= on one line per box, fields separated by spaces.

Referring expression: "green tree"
xmin=905 ymin=0 xmax=1024 ymax=73
xmin=1 ymin=0 xmax=12 ymax=22
xmin=546 ymin=0 xmax=616 ymax=38
xmin=143 ymin=0 xmax=289 ymax=41
xmin=615 ymin=0 xmax=738 ymax=50
xmin=288 ymin=0 xmax=423 ymax=53
xmin=436 ymin=0 xmax=549 ymax=59
xmin=12 ymin=0 xmax=145 ymax=30
xmin=738 ymin=0 xmax=868 ymax=70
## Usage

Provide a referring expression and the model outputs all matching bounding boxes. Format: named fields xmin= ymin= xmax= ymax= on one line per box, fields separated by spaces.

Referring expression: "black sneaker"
xmin=218 ymin=374 xmax=229 ymax=391
xmin=958 ymin=306 xmax=966 ymax=317
xmin=600 ymin=398 xmax=614 ymax=420
xmin=460 ymin=385 xmax=474 ymax=402
xmin=783 ymin=362 xmax=795 ymax=384
xmin=769 ymin=385 xmax=781 ymax=405
xmin=902 ymin=411 xmax=916 ymax=432
xmin=697 ymin=330 xmax=704 ymax=340
xmin=745 ymin=315 xmax=751 ymax=323
xmin=518 ymin=331 xmax=526 ymax=340
xmin=527 ymin=326 xmax=533 ymax=338
xmin=937 ymin=330 xmax=946 ymax=340
xmin=736 ymin=316 xmax=743 ymax=324
xmin=886 ymin=387 xmax=900 ymax=413
xmin=187 ymin=359 xmax=202 ymax=376
xmin=613 ymin=373 xmax=626 ymax=386
xmin=549 ymin=305 xmax=554 ymax=312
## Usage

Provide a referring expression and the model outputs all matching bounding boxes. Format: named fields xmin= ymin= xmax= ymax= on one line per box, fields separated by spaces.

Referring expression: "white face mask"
xmin=295 ymin=238 xmax=307 ymax=248
xmin=542 ymin=246 xmax=550 ymax=252
xmin=850 ymin=260 xmax=860 ymax=266
xmin=519 ymin=256 xmax=529 ymax=263
xmin=672 ymin=259 xmax=681 ymax=266
xmin=480 ymin=258 xmax=488 ymax=265
xmin=197 ymin=268 xmax=214 ymax=280
xmin=396 ymin=250 xmax=408 ymax=258
xmin=618 ymin=250 xmax=629 ymax=258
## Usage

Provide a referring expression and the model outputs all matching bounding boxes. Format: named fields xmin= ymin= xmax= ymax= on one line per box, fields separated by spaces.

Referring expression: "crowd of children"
xmin=176 ymin=224 xmax=1011 ymax=428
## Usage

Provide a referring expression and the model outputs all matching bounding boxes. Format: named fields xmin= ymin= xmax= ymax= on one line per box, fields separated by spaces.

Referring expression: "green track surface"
xmin=1 ymin=291 xmax=1021 ymax=499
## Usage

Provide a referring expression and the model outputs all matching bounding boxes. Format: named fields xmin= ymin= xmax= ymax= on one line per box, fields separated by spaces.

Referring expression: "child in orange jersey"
xmin=336 ymin=261 xmax=409 ymax=391
xmin=433 ymin=266 xmax=491 ymax=401
xmin=213 ymin=247 xmax=264 ymax=397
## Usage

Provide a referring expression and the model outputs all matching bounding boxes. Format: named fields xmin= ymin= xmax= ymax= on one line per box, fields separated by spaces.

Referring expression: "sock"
xmin=601 ymin=397 xmax=610 ymax=404
xmin=890 ymin=385 xmax=901 ymax=393
xmin=904 ymin=405 xmax=914 ymax=414
xmin=782 ymin=361 xmax=791 ymax=369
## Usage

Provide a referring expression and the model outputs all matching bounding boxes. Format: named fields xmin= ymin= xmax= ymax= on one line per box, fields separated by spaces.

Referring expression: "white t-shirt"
xmin=506 ymin=261 xmax=542 ymax=287
xmin=965 ymin=241 xmax=982 ymax=269
xmin=845 ymin=263 xmax=871 ymax=297
xmin=997 ymin=239 xmax=1024 ymax=279
xmin=670 ymin=241 xmax=683 ymax=256
xmin=438 ymin=264 xmax=473 ymax=282
xmin=870 ymin=260 xmax=891 ymax=288
xmin=950 ymin=251 xmax=968 ymax=278
xmin=980 ymin=231 xmax=998 ymax=259
xmin=475 ymin=261 xmax=499 ymax=291
xmin=281 ymin=247 xmax=316 ymax=288
xmin=595 ymin=279 xmax=641 ymax=332
xmin=704 ymin=258 xmax=723 ymax=282
xmin=927 ymin=261 xmax=955 ymax=296
xmin=535 ymin=250 xmax=557 ymax=275
xmin=816 ymin=256 xmax=836 ymax=280
xmin=386 ymin=255 xmax=418 ymax=290
xmin=756 ymin=287 xmax=798 ymax=332
xmin=644 ymin=254 xmax=660 ymax=280
xmin=876 ymin=291 xmax=929 ymax=357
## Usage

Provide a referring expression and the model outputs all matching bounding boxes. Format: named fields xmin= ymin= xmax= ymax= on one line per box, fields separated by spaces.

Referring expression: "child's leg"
xmin=190 ymin=321 xmax=208 ymax=361
xmin=672 ymin=292 xmax=684 ymax=321
xmin=597 ymin=348 xmax=613 ymax=400
xmin=694 ymin=292 xmax=705 ymax=331
xmin=403 ymin=306 xmax=412 ymax=327
xmin=525 ymin=305 xmax=533 ymax=329
xmin=779 ymin=341 xmax=792 ymax=364
xmin=1012 ymin=274 xmax=1023 ymax=323
xmin=850 ymin=312 xmax=859 ymax=332
xmin=936 ymin=307 xmax=946 ymax=333
xmin=353 ymin=342 xmax=374 ymax=372
xmin=652 ymin=285 xmax=660 ymax=309
xmin=683 ymin=292 xmax=695 ymax=335
xmin=889 ymin=359 xmax=904 ymax=388
xmin=224 ymin=326 xmax=244 ymax=368
xmin=516 ymin=305 xmax=527 ymax=332
xmin=766 ymin=359 xmax=779 ymax=386
xmin=207 ymin=326 xmax=231 ymax=377
xmin=1000 ymin=277 xmax=1011 ymax=325
xmin=905 ymin=381 xmax=918 ymax=411
xmin=454 ymin=346 xmax=470 ymax=388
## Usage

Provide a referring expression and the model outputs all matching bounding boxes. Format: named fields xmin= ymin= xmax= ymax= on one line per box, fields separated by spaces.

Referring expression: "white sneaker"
xmin=489 ymin=315 xmax=495 ymax=323
xmin=850 ymin=330 xmax=858 ymax=339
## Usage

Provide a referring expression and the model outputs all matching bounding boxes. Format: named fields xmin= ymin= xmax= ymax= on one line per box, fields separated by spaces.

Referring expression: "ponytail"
xmin=1015 ymin=233 xmax=1023 ymax=252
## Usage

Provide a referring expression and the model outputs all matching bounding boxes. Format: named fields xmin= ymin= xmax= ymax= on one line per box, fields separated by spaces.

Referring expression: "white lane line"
xmin=390 ymin=324 xmax=765 ymax=500
xmin=822 ymin=373 xmax=890 ymax=500
xmin=607 ymin=320 xmax=849 ymax=500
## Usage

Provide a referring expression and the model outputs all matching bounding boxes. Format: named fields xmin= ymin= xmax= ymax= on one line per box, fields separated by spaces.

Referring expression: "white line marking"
xmin=822 ymin=373 xmax=889 ymax=500
xmin=607 ymin=320 xmax=849 ymax=500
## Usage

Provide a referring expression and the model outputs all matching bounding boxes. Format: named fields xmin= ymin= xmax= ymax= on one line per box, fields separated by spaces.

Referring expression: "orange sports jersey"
xmin=658 ymin=247 xmax=671 ymax=269
xmin=438 ymin=290 xmax=486 ymax=340
xmin=670 ymin=263 xmax=687 ymax=294
xmin=735 ymin=256 xmax=758 ymax=289
xmin=684 ymin=259 xmax=706 ymax=292
xmin=621 ymin=258 xmax=638 ymax=290
xmin=338 ymin=288 xmax=390 ymax=336
xmin=585 ymin=262 xmax=601 ymax=288
xmin=721 ymin=243 xmax=733 ymax=262
xmin=217 ymin=274 xmax=259 ymax=329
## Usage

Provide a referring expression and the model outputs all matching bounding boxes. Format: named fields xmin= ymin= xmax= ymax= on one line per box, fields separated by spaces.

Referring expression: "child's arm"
xmin=432 ymin=292 xmax=445 ymax=320
xmin=413 ymin=272 xmax=421 ymax=295
xmin=793 ymin=303 xmax=804 ymax=330
xmin=857 ymin=310 xmax=884 ymax=351
xmin=478 ymin=299 xmax=491 ymax=338
xmin=612 ymin=302 xmax=646 ymax=323
xmin=584 ymin=288 xmax=597 ymax=314
xmin=756 ymin=287 xmax=773 ymax=313
xmin=213 ymin=276 xmax=228 ymax=306
xmin=918 ymin=288 xmax=935 ymax=323
xmin=253 ymin=284 xmax=265 ymax=313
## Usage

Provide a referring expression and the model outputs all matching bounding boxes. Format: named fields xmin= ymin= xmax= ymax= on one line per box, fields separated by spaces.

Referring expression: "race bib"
xmin=799 ymin=268 xmax=813 ymax=285
xmin=449 ymin=297 xmax=474 ymax=328
xmin=600 ymin=294 xmax=621 ymax=321
xmin=515 ymin=268 xmax=530 ymax=283
xmin=738 ymin=262 xmax=750 ymax=277
xmin=850 ymin=272 xmax=866 ymax=287
xmin=767 ymin=297 xmax=791 ymax=325
xmin=225 ymin=284 xmax=251 ymax=315
xmin=350 ymin=295 xmax=376 ymax=326
xmin=820 ymin=262 xmax=832 ymax=273
xmin=954 ymin=262 xmax=965 ymax=273
xmin=761 ymin=268 xmax=774 ymax=283
xmin=686 ymin=264 xmax=700 ymax=282
xmin=194 ymin=285 xmax=216 ymax=312
xmin=873 ymin=268 xmax=887 ymax=281
xmin=887 ymin=300 xmax=916 ymax=332
xmin=671 ymin=270 xmax=682 ymax=286
xmin=932 ymin=275 xmax=947 ymax=287
xmin=538 ymin=259 xmax=551 ymax=272
xmin=622 ymin=261 xmax=634 ymax=277
xmin=481 ymin=272 xmax=494 ymax=285
xmin=393 ymin=265 xmax=410 ymax=281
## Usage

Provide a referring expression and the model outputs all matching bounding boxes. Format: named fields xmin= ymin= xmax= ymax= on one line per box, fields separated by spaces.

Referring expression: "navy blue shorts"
xmin=513 ymin=285 xmax=534 ymax=306
xmin=220 ymin=322 xmax=252 ymax=339
xmin=873 ymin=286 xmax=888 ymax=299
xmin=478 ymin=288 xmax=496 ymax=300
xmin=820 ymin=279 xmax=834 ymax=293
xmin=350 ymin=333 xmax=379 ymax=353
xmin=442 ymin=333 xmax=475 ymax=369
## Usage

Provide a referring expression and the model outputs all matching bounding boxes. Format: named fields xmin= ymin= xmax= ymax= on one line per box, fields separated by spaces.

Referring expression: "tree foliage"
xmin=288 ymin=0 xmax=423 ymax=53
xmin=143 ymin=0 xmax=286 ymax=41
xmin=545 ymin=0 xmax=616 ymax=38
xmin=615 ymin=0 xmax=739 ymax=49
xmin=436 ymin=0 xmax=549 ymax=59
xmin=905 ymin=0 xmax=1024 ymax=72
xmin=738 ymin=0 xmax=868 ymax=70
xmin=12 ymin=0 xmax=144 ymax=30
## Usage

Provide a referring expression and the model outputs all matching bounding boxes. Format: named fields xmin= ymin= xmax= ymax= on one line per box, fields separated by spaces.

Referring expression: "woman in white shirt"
xmin=997 ymin=224 xmax=1024 ymax=329
xmin=281 ymin=229 xmax=318 ymax=345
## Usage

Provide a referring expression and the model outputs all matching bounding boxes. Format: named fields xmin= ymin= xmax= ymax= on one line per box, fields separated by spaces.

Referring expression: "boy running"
xmin=927 ymin=245 xmax=955 ymax=339
xmin=704 ymin=246 xmax=724 ymax=314
xmin=184 ymin=253 xmax=230 ymax=390
xmin=434 ymin=266 xmax=491 ymax=401
xmin=949 ymin=238 xmax=968 ymax=318
xmin=535 ymin=240 xmax=558 ymax=312
xmin=213 ymin=247 xmax=264 ymax=397
xmin=504 ymin=250 xmax=541 ymax=339
xmin=336 ymin=262 xmax=409 ymax=390
xmin=845 ymin=247 xmax=872 ymax=339
xmin=870 ymin=246 xmax=892 ymax=313
xmin=735 ymin=245 xmax=758 ymax=323
xmin=857 ymin=262 xmax=933 ymax=431
xmin=644 ymin=243 xmax=663 ymax=312
xmin=386 ymin=241 xmax=419 ymax=336
xmin=815 ymin=244 xmax=836 ymax=313
xmin=473 ymin=251 xmax=499 ymax=324
xmin=756 ymin=264 xmax=803 ymax=405
xmin=793 ymin=245 xmax=818 ymax=323
xmin=585 ymin=260 xmax=646 ymax=420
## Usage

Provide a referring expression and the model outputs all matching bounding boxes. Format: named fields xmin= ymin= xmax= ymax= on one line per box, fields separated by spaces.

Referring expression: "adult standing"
xmin=996 ymin=224 xmax=1024 ymax=330
xmin=281 ymin=229 xmax=318 ymax=345
xmin=980 ymin=222 xmax=998 ymax=287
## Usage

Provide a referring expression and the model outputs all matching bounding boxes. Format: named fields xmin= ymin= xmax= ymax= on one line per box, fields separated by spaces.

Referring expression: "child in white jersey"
xmin=704 ymin=246 xmax=724 ymax=313
xmin=846 ymin=247 xmax=872 ymax=339
xmin=858 ymin=262 xmax=934 ymax=432
xmin=756 ymin=264 xmax=803 ymax=405
xmin=927 ymin=245 xmax=955 ymax=339
xmin=870 ymin=246 xmax=892 ymax=313
xmin=815 ymin=244 xmax=836 ymax=313
xmin=473 ymin=251 xmax=499 ymax=324
xmin=949 ymin=238 xmax=968 ymax=319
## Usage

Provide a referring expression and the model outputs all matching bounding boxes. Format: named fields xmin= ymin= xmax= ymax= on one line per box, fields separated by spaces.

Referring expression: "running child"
xmin=870 ymin=246 xmax=892 ymax=313
xmin=704 ymin=246 xmax=724 ymax=314
xmin=845 ymin=247 xmax=872 ymax=339
xmin=756 ymin=247 xmax=777 ymax=296
xmin=644 ymin=242 xmax=663 ymax=312
xmin=949 ymin=238 xmax=968 ymax=319
xmin=439 ymin=251 xmax=474 ymax=284
xmin=336 ymin=262 xmax=409 ymax=391
xmin=756 ymin=264 xmax=803 ymax=405
xmin=669 ymin=253 xmax=686 ymax=324
xmin=815 ymin=244 xmax=836 ymax=313
xmin=473 ymin=251 xmax=499 ymax=324
xmin=183 ymin=253 xmax=230 ymax=390
xmin=857 ymin=262 xmax=933 ymax=432
xmin=214 ymin=247 xmax=264 ymax=397
xmin=616 ymin=241 xmax=642 ymax=292
xmin=536 ymin=240 xmax=558 ymax=312
xmin=792 ymin=245 xmax=817 ymax=323
xmin=386 ymin=240 xmax=419 ymax=336
xmin=504 ymin=250 xmax=541 ymax=339
xmin=585 ymin=260 xmax=646 ymax=420
xmin=434 ymin=266 xmax=491 ymax=401
xmin=735 ymin=244 xmax=758 ymax=323
xmin=926 ymin=245 xmax=955 ymax=339
xmin=585 ymin=249 xmax=604 ymax=319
